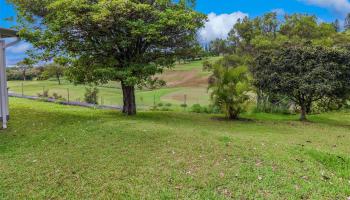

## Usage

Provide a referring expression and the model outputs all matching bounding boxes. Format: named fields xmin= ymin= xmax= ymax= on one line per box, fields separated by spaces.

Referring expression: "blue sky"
xmin=1 ymin=0 xmax=350 ymax=65
xmin=196 ymin=0 xmax=344 ymax=21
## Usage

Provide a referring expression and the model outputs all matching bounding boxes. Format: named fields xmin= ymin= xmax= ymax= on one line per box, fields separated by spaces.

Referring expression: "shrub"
xmin=345 ymin=100 xmax=350 ymax=109
xmin=160 ymin=107 xmax=173 ymax=111
xmin=37 ymin=89 xmax=49 ymax=98
xmin=150 ymin=105 xmax=159 ymax=111
xmin=191 ymin=104 xmax=221 ymax=114
xmin=180 ymin=103 xmax=188 ymax=108
xmin=52 ymin=92 xmax=64 ymax=100
xmin=165 ymin=103 xmax=172 ymax=107
xmin=191 ymin=104 xmax=202 ymax=113
xmin=157 ymin=103 xmax=164 ymax=107
xmin=311 ymin=97 xmax=346 ymax=114
xmin=37 ymin=74 xmax=49 ymax=81
xmin=6 ymin=66 xmax=43 ymax=81
xmin=84 ymin=87 xmax=99 ymax=104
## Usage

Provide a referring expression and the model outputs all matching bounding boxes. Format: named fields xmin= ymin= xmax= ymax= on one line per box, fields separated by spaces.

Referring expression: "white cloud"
xmin=7 ymin=42 xmax=31 ymax=54
xmin=300 ymin=0 xmax=350 ymax=16
xmin=198 ymin=11 xmax=248 ymax=44
xmin=271 ymin=8 xmax=286 ymax=16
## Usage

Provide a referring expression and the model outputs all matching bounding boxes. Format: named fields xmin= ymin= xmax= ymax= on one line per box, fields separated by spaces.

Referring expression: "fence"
xmin=7 ymin=81 xmax=211 ymax=111
xmin=8 ymin=92 xmax=123 ymax=110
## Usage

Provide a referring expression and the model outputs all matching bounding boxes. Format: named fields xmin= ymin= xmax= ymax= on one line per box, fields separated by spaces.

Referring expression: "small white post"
xmin=0 ymin=40 xmax=8 ymax=129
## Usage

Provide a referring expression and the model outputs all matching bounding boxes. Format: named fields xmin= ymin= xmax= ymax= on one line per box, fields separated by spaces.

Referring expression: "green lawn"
xmin=1 ymin=98 xmax=350 ymax=199
xmin=174 ymin=57 xmax=221 ymax=71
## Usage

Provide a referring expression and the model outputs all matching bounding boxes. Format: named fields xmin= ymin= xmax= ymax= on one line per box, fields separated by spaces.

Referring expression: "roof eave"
xmin=0 ymin=28 xmax=18 ymax=38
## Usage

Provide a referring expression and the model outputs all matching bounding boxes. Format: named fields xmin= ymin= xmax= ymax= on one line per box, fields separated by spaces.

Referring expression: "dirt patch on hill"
xmin=157 ymin=69 xmax=209 ymax=88
xmin=161 ymin=87 xmax=210 ymax=105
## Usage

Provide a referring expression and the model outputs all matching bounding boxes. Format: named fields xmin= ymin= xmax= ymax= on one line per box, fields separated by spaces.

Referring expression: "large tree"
xmin=10 ymin=0 xmax=205 ymax=115
xmin=43 ymin=63 xmax=65 ymax=85
xmin=209 ymin=38 xmax=231 ymax=56
xmin=16 ymin=58 xmax=35 ymax=81
xmin=252 ymin=45 xmax=350 ymax=121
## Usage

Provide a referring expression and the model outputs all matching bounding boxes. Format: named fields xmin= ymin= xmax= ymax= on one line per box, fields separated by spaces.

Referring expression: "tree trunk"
xmin=57 ymin=74 xmax=61 ymax=85
xmin=300 ymin=105 xmax=307 ymax=121
xmin=306 ymin=101 xmax=312 ymax=114
xmin=227 ymin=106 xmax=238 ymax=120
xmin=121 ymin=82 xmax=136 ymax=115
xmin=23 ymin=70 xmax=26 ymax=81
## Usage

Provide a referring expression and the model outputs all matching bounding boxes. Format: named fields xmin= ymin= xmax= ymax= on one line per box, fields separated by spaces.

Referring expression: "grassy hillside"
xmin=1 ymin=98 xmax=350 ymax=199
xmin=7 ymin=57 xmax=220 ymax=108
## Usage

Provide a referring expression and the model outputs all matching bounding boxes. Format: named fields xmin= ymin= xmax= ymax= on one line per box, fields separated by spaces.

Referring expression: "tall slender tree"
xmin=332 ymin=19 xmax=341 ymax=32
xmin=345 ymin=13 xmax=350 ymax=30
xmin=16 ymin=58 xmax=35 ymax=81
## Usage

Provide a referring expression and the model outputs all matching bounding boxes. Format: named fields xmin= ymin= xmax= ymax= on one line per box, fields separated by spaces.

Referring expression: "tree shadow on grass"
xmin=210 ymin=116 xmax=255 ymax=122
xmin=306 ymin=113 xmax=350 ymax=129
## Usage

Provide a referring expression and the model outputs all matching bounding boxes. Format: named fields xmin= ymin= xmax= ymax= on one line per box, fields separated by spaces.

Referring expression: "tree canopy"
xmin=252 ymin=45 xmax=350 ymax=120
xmin=228 ymin=13 xmax=337 ymax=56
xmin=16 ymin=58 xmax=35 ymax=81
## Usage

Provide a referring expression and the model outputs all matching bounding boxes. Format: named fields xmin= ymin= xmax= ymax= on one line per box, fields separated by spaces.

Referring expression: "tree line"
xmin=205 ymin=13 xmax=350 ymax=120
xmin=7 ymin=57 xmax=67 ymax=85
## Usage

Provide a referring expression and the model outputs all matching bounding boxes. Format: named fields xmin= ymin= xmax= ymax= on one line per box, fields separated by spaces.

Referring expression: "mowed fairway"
xmin=1 ymin=98 xmax=350 ymax=199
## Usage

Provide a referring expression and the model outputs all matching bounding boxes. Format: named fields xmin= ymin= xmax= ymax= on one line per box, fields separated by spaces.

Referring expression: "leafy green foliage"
xmin=6 ymin=67 xmax=41 ymax=81
xmin=190 ymin=103 xmax=221 ymax=114
xmin=205 ymin=55 xmax=251 ymax=119
xmin=253 ymin=97 xmax=292 ymax=115
xmin=84 ymin=87 xmax=99 ymax=105
xmin=37 ymin=89 xmax=49 ymax=98
xmin=252 ymin=45 xmax=350 ymax=120
xmin=15 ymin=58 xmax=36 ymax=81
xmin=280 ymin=14 xmax=334 ymax=41
xmin=209 ymin=38 xmax=232 ymax=56
xmin=226 ymin=12 xmax=350 ymax=118
xmin=42 ymin=63 xmax=66 ymax=85
xmin=175 ymin=41 xmax=206 ymax=63
xmin=228 ymin=13 xmax=337 ymax=56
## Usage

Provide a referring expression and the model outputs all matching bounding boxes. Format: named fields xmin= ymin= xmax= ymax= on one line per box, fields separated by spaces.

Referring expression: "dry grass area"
xmin=155 ymin=57 xmax=221 ymax=105
xmin=158 ymin=68 xmax=209 ymax=88
xmin=161 ymin=87 xmax=210 ymax=105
